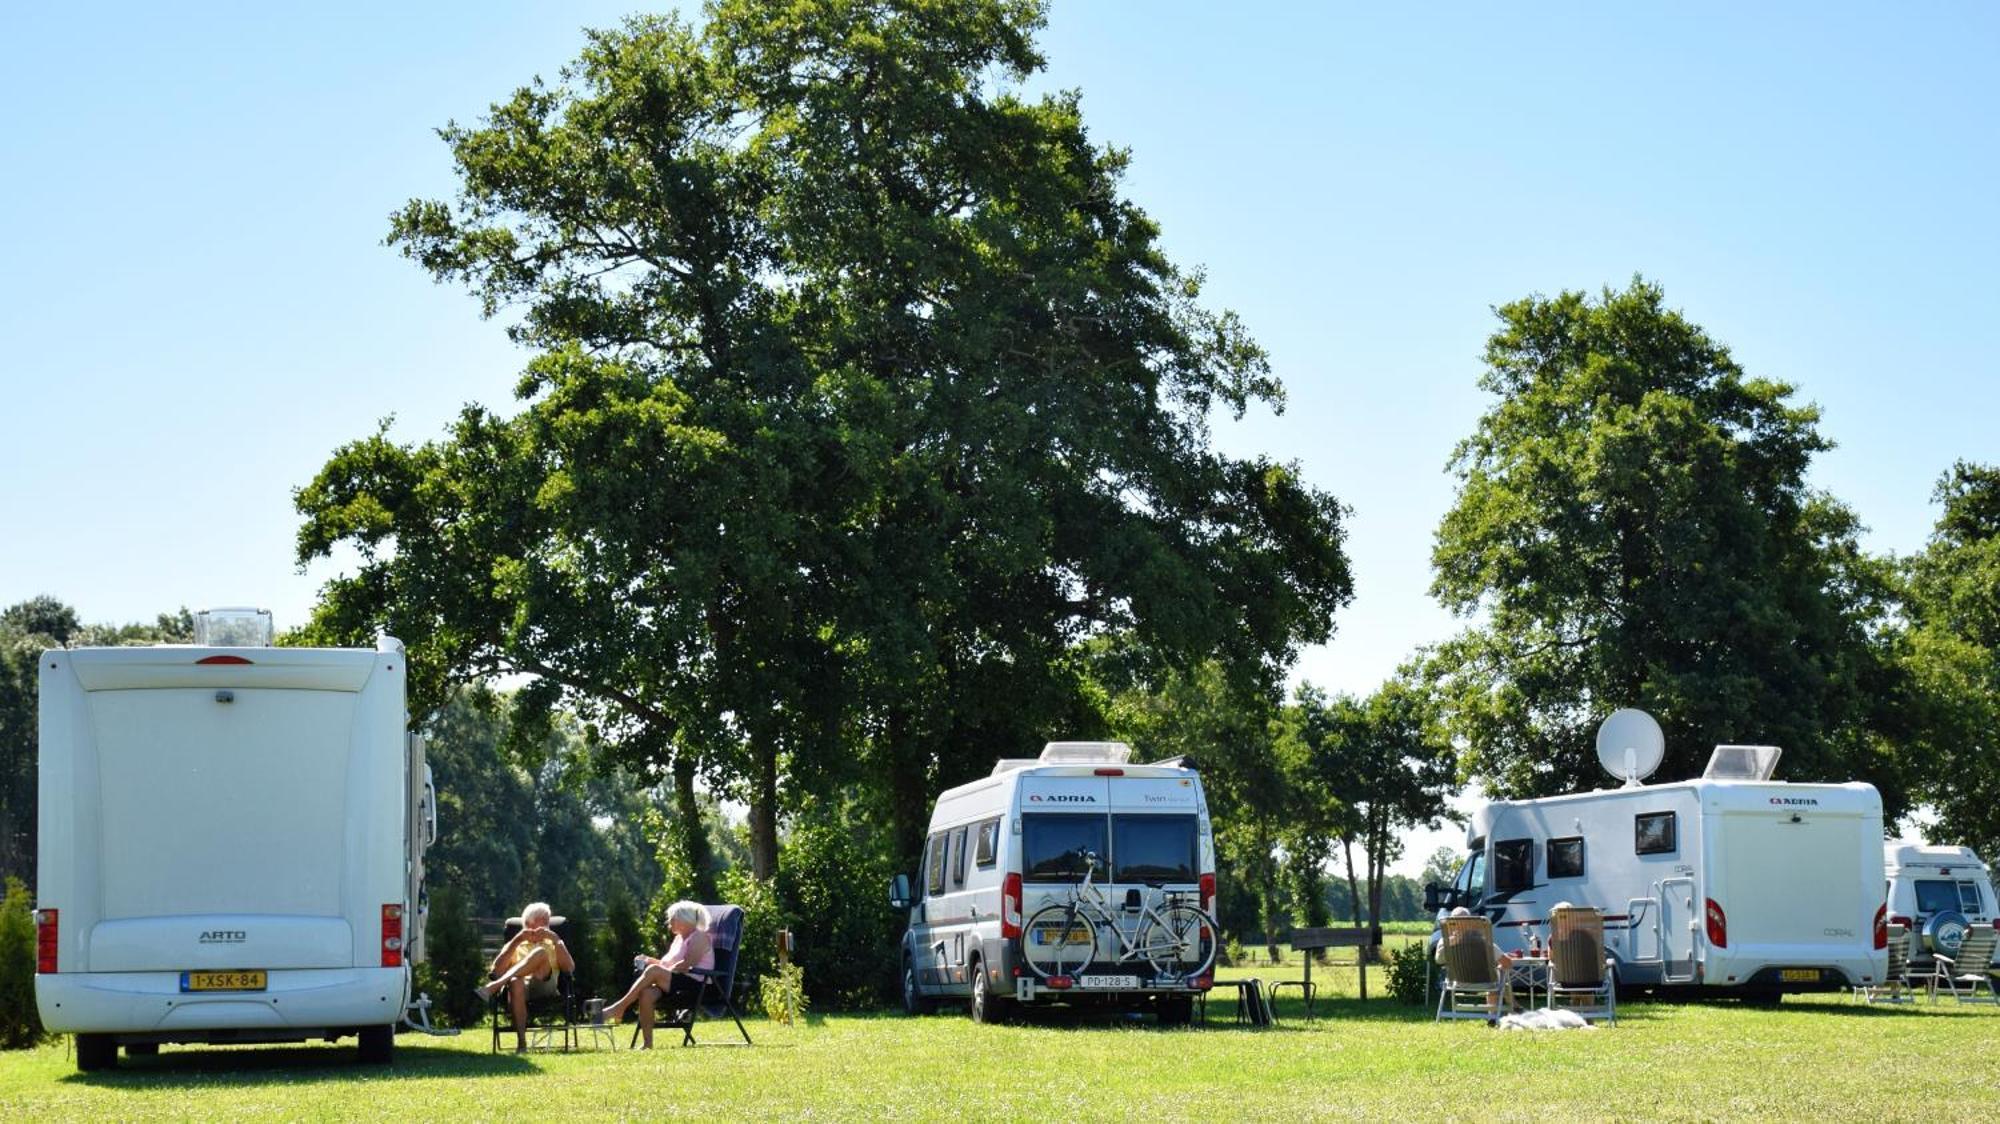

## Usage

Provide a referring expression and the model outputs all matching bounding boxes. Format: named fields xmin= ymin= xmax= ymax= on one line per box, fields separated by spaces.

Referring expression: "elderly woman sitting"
xmin=476 ymin=901 xmax=576 ymax=1052
xmin=597 ymin=900 xmax=714 ymax=1048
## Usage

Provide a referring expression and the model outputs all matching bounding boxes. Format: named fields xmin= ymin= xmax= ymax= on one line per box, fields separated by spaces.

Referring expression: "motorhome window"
xmin=1021 ymin=814 xmax=1109 ymax=883
xmin=1914 ymin=880 xmax=1968 ymax=915
xmin=1493 ymin=839 xmax=1533 ymax=893
xmin=1965 ymin=881 xmax=1988 ymax=914
xmin=1111 ymin=815 xmax=1198 ymax=883
xmin=950 ymin=826 xmax=971 ymax=889
xmin=974 ymin=818 xmax=999 ymax=869
xmin=925 ymin=833 xmax=947 ymax=897
xmin=1547 ymin=837 xmax=1584 ymax=879
xmin=1635 ymin=812 xmax=1677 ymax=855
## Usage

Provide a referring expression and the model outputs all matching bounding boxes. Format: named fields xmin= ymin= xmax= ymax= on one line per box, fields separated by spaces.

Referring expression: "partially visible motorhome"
xmin=34 ymin=609 xmax=435 ymax=1070
xmin=1884 ymin=843 xmax=1998 ymax=970
xmin=1427 ymin=711 xmax=1887 ymax=998
xmin=891 ymin=741 xmax=1217 ymax=1025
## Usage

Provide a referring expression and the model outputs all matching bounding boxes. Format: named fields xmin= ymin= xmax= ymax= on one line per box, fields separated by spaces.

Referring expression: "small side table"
xmin=1508 ymin=956 xmax=1550 ymax=1009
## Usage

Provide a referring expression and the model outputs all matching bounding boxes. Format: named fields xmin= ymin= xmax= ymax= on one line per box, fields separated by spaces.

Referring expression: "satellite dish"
xmin=1596 ymin=709 xmax=1665 ymax=787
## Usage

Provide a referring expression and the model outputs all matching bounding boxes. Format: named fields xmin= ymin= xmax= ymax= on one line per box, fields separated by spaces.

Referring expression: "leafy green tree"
xmin=1429 ymin=278 xmax=1907 ymax=807
xmin=1 ymin=878 xmax=45 ymax=1048
xmin=298 ymin=0 xmax=1350 ymax=889
xmin=1901 ymin=462 xmax=2000 ymax=855
xmin=1419 ymin=845 xmax=1462 ymax=890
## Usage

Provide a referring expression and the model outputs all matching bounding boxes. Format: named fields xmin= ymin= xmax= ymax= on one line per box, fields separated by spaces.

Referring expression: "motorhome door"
xmin=1658 ymin=876 xmax=1697 ymax=981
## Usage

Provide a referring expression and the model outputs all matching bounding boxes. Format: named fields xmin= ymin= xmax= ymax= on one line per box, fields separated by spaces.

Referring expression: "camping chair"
xmin=1435 ymin=914 xmax=1506 ymax=1021
xmin=1853 ymin=924 xmax=1916 ymax=1004
xmin=1546 ymin=905 xmax=1616 ymax=1024
xmin=488 ymin=917 xmax=577 ymax=1053
xmin=1925 ymin=923 xmax=1998 ymax=1003
xmin=627 ymin=903 xmax=754 ymax=1047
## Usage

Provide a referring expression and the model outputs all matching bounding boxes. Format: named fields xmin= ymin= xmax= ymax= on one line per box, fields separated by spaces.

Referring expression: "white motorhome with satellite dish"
xmin=889 ymin=741 xmax=1218 ymax=1025
xmin=1426 ymin=709 xmax=1888 ymax=998
xmin=34 ymin=608 xmax=436 ymax=1070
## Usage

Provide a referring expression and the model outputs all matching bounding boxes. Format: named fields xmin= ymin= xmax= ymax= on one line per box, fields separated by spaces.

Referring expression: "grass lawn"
xmin=4 ymin=982 xmax=1996 ymax=1121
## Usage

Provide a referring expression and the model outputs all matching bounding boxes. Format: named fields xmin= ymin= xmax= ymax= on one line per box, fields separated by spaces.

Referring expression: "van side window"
xmin=1493 ymin=838 xmax=1533 ymax=893
xmin=974 ymin=818 xmax=999 ymax=869
xmin=1021 ymin=814 xmax=1108 ymax=882
xmin=925 ymin=833 xmax=947 ymax=897
xmin=1635 ymin=811 xmax=1676 ymax=855
xmin=950 ymin=826 xmax=970 ymax=889
xmin=1547 ymin=836 xmax=1584 ymax=879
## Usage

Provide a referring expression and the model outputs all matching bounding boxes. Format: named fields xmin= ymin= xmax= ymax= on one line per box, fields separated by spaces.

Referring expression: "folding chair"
xmin=487 ymin=917 xmax=577 ymax=1052
xmin=1546 ymin=905 xmax=1616 ymax=1024
xmin=1853 ymin=924 xmax=1915 ymax=1005
xmin=1435 ymin=914 xmax=1506 ymax=1021
xmin=628 ymin=903 xmax=754 ymax=1047
xmin=1926 ymin=924 xmax=1998 ymax=1003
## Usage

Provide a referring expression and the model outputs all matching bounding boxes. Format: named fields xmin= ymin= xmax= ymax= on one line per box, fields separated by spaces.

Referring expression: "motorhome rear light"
xmin=1047 ymin=976 xmax=1074 ymax=990
xmin=35 ymin=909 xmax=56 ymax=973
xmin=1000 ymin=873 xmax=1023 ymax=939
xmin=196 ymin=655 xmax=253 ymax=665
xmin=1199 ymin=872 xmax=1216 ymax=915
xmin=1093 ymin=768 xmax=1124 ymax=776
xmin=1872 ymin=904 xmax=1888 ymax=950
xmin=1890 ymin=914 xmax=1913 ymax=930
xmin=1192 ymin=973 xmax=1213 ymax=991
xmin=1705 ymin=898 xmax=1728 ymax=948
xmin=381 ymin=903 xmax=404 ymax=967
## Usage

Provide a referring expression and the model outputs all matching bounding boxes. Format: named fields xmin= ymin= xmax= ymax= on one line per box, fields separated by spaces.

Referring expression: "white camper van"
xmin=1427 ymin=711 xmax=1888 ymax=998
xmin=890 ymin=741 xmax=1217 ymax=1025
xmin=34 ymin=609 xmax=436 ymax=1070
xmin=1883 ymin=843 xmax=1999 ymax=970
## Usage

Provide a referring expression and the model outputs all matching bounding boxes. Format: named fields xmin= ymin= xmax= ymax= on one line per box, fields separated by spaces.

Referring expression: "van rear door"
xmin=1708 ymin=795 xmax=1882 ymax=985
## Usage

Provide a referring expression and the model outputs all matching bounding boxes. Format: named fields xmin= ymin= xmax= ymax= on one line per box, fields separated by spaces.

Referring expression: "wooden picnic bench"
xmin=1274 ymin=927 xmax=1381 ymax=1021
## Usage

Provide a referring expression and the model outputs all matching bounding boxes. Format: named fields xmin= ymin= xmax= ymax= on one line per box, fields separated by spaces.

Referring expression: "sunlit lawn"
xmin=4 ymin=972 xmax=1996 ymax=1121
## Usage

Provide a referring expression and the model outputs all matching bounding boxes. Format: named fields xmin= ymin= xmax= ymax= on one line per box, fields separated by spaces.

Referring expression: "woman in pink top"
xmin=597 ymin=900 xmax=713 ymax=1047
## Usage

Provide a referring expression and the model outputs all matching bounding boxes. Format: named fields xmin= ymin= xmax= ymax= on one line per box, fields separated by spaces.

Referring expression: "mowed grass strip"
xmin=2 ymin=991 xmax=1996 ymax=1121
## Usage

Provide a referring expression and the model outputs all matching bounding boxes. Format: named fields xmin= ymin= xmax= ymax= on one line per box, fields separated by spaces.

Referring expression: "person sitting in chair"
xmin=596 ymin=900 xmax=713 ymax=1048
xmin=476 ymin=901 xmax=575 ymax=1052
xmin=1435 ymin=906 xmax=1517 ymax=1017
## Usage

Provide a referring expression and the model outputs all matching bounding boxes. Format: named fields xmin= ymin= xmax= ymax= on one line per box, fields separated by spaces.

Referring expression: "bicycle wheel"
xmin=1139 ymin=904 xmax=1218 ymax=979
xmin=1022 ymin=904 xmax=1096 ymax=980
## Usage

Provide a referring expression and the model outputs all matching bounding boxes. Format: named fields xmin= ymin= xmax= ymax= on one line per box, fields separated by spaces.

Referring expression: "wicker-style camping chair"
xmin=1435 ymin=914 xmax=1506 ymax=1022
xmin=1546 ymin=905 xmax=1616 ymax=1024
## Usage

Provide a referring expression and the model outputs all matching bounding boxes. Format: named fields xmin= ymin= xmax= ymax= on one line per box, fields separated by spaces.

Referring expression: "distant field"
xmin=5 ymin=983 xmax=1997 ymax=1120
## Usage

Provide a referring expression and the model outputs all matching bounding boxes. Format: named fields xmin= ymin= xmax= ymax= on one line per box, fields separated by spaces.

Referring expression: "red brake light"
xmin=1873 ymin=904 xmax=1888 ymax=950
xmin=381 ymin=903 xmax=405 ymax=967
xmin=1199 ymin=872 xmax=1216 ymax=915
xmin=1093 ymin=768 xmax=1124 ymax=776
xmin=1047 ymin=976 xmax=1074 ymax=990
xmin=36 ymin=909 xmax=57 ymax=973
xmin=1705 ymin=898 xmax=1727 ymax=949
xmin=1890 ymin=915 xmax=1913 ymax=930
xmin=1191 ymin=973 xmax=1214 ymax=991
xmin=1000 ymin=873 xmax=1023 ymax=939
xmin=197 ymin=655 xmax=253 ymax=665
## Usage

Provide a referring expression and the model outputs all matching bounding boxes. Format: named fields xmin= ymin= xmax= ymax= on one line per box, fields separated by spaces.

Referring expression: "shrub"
xmin=0 ymin=878 xmax=45 ymax=1049
xmin=423 ymin=885 xmax=488 ymax=1027
xmin=758 ymin=960 xmax=808 ymax=1025
xmin=717 ymin=868 xmax=783 ymax=994
xmin=1386 ymin=939 xmax=1432 ymax=1006
xmin=775 ymin=812 xmax=897 ymax=1010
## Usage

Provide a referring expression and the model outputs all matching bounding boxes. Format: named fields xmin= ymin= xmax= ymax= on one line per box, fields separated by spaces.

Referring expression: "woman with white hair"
xmin=597 ymin=900 xmax=714 ymax=1047
xmin=476 ymin=901 xmax=576 ymax=1052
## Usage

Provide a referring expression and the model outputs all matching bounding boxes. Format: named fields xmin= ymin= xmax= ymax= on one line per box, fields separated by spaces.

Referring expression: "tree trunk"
xmin=671 ymin=751 xmax=717 ymax=902
xmin=1256 ymin=822 xmax=1281 ymax=962
xmin=885 ymin=707 xmax=931 ymax=878
xmin=749 ymin=740 xmax=779 ymax=881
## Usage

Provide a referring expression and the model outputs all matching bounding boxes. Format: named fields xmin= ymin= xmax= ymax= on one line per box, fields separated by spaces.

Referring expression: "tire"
xmin=75 ymin=1033 xmax=117 ymax=1072
xmin=1023 ymin=905 xmax=1094 ymax=980
xmin=969 ymin=960 xmax=1010 ymax=1024
xmin=124 ymin=1042 xmax=159 ymax=1058
xmin=1157 ymin=993 xmax=1194 ymax=1027
xmin=901 ymin=958 xmax=934 ymax=1016
xmin=1140 ymin=905 xmax=1218 ymax=979
xmin=357 ymin=1024 xmax=395 ymax=1065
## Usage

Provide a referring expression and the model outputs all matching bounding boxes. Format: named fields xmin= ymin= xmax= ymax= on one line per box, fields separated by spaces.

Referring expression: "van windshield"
xmin=1112 ymin=815 xmax=1198 ymax=883
xmin=1022 ymin=814 xmax=1109 ymax=882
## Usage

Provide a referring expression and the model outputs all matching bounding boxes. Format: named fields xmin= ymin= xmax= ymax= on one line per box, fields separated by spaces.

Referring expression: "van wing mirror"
xmin=1423 ymin=883 xmax=1445 ymax=913
xmin=888 ymin=873 xmax=913 ymax=912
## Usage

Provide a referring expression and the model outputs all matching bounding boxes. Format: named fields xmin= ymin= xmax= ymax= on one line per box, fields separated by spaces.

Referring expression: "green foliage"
xmin=594 ymin=888 xmax=643 ymax=999
xmin=422 ymin=885 xmax=486 ymax=1028
xmin=758 ymin=961 xmax=808 ymax=1026
xmin=1384 ymin=939 xmax=1431 ymax=1006
xmin=1428 ymin=278 xmax=1907 ymax=808
xmin=774 ymin=806 xmax=898 ymax=1010
xmin=716 ymin=869 xmax=783 ymax=994
xmin=0 ymin=878 xmax=43 ymax=1049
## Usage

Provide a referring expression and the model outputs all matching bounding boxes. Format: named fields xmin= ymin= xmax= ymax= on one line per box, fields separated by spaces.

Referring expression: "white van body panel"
xmin=902 ymin=748 xmax=1215 ymax=1013
xmin=34 ymin=640 xmax=430 ymax=1043
xmin=1454 ymin=778 xmax=1885 ymax=992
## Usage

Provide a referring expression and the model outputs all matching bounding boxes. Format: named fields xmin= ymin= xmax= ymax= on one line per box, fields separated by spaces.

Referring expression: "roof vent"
xmin=1038 ymin=741 xmax=1133 ymax=765
xmin=1703 ymin=744 xmax=1782 ymax=781
xmin=194 ymin=607 xmax=274 ymax=648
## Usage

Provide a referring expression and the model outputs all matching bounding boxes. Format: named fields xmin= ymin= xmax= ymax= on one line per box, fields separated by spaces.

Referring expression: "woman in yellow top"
xmin=476 ymin=901 xmax=576 ymax=1051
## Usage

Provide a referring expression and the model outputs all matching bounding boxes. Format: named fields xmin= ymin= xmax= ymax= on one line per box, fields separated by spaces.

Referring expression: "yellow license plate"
xmin=182 ymin=970 xmax=267 ymax=992
xmin=1033 ymin=926 xmax=1092 ymax=946
xmin=1778 ymin=969 xmax=1820 ymax=983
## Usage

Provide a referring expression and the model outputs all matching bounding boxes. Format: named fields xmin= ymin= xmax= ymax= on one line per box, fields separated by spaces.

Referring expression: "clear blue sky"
xmin=4 ymin=3 xmax=1994 ymax=861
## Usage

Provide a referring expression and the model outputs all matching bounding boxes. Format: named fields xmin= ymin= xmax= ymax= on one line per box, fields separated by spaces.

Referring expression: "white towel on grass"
xmin=1497 ymin=1008 xmax=1597 ymax=1031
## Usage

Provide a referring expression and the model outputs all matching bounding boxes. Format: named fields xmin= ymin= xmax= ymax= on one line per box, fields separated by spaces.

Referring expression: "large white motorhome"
xmin=890 ymin=741 xmax=1217 ymax=1025
xmin=1427 ymin=712 xmax=1888 ymax=998
xmin=1883 ymin=842 xmax=1999 ymax=971
xmin=34 ymin=609 xmax=435 ymax=1070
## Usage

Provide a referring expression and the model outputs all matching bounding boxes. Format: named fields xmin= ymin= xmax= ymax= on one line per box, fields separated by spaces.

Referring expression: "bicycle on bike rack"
xmin=1020 ymin=849 xmax=1218 ymax=983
